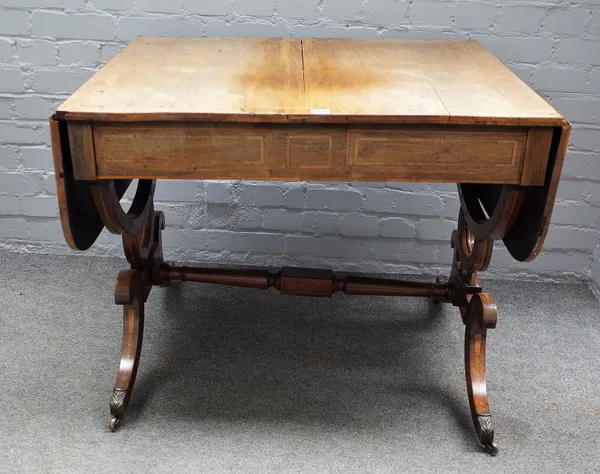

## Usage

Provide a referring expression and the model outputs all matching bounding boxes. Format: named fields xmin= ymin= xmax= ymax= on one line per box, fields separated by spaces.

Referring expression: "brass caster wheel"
xmin=484 ymin=442 xmax=499 ymax=456
xmin=109 ymin=416 xmax=120 ymax=432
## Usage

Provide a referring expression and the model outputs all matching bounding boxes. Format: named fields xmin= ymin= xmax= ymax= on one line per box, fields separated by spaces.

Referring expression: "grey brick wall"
xmin=1 ymin=0 xmax=600 ymax=287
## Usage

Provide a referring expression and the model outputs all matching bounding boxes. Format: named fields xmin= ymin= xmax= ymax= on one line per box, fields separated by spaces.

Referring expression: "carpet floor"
xmin=0 ymin=252 xmax=599 ymax=474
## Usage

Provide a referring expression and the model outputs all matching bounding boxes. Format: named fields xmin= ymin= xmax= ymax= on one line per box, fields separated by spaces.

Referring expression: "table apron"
xmin=66 ymin=122 xmax=553 ymax=185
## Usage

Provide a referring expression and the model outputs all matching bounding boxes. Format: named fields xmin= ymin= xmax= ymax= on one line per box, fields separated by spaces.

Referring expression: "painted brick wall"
xmin=1 ymin=0 xmax=600 ymax=284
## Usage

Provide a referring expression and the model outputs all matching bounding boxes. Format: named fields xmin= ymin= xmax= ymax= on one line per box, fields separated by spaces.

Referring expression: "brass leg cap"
xmin=484 ymin=442 xmax=499 ymax=456
xmin=109 ymin=416 xmax=120 ymax=432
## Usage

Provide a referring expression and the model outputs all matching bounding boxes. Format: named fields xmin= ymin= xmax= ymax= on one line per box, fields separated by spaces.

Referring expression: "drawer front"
xmin=89 ymin=123 xmax=538 ymax=184
xmin=347 ymin=129 xmax=528 ymax=183
xmin=269 ymin=128 xmax=348 ymax=180
xmin=94 ymin=124 xmax=271 ymax=179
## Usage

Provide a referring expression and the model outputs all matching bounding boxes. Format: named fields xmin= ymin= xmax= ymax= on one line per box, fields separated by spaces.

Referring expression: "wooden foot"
xmin=464 ymin=293 xmax=499 ymax=455
xmin=110 ymin=270 xmax=146 ymax=431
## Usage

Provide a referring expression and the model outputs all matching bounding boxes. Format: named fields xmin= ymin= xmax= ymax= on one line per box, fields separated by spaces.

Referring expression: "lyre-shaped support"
xmin=95 ymin=177 xmax=161 ymax=431
xmin=448 ymin=208 xmax=500 ymax=455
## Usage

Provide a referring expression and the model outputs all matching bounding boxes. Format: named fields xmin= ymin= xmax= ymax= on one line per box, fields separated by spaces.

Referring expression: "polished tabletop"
xmin=56 ymin=36 xmax=564 ymax=127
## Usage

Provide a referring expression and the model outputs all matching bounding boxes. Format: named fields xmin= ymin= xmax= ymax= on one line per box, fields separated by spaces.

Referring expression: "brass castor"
xmin=484 ymin=441 xmax=500 ymax=456
xmin=109 ymin=416 xmax=120 ymax=432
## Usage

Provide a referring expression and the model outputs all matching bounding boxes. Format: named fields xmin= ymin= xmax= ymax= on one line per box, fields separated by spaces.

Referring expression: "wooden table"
xmin=50 ymin=37 xmax=570 ymax=455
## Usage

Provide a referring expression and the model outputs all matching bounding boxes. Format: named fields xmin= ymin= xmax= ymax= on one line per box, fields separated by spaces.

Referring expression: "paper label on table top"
xmin=310 ymin=109 xmax=332 ymax=115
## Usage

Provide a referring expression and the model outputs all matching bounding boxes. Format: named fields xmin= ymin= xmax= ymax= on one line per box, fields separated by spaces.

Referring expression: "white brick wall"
xmin=1 ymin=0 xmax=600 ymax=286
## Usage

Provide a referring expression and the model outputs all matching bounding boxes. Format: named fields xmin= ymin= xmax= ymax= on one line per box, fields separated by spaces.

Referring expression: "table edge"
xmin=53 ymin=111 xmax=567 ymax=128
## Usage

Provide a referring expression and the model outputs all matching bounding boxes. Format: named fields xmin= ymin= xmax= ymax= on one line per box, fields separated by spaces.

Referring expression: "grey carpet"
xmin=0 ymin=251 xmax=599 ymax=474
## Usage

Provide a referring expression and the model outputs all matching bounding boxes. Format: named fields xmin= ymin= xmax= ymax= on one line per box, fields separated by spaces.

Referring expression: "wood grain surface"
xmin=56 ymin=37 xmax=565 ymax=127
xmin=302 ymin=39 xmax=563 ymax=126
xmin=58 ymin=37 xmax=304 ymax=122
xmin=68 ymin=121 xmax=96 ymax=180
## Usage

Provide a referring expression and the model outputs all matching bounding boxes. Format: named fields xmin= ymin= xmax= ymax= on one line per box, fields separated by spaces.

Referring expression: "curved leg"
xmin=91 ymin=178 xmax=166 ymax=431
xmin=110 ymin=270 xmax=145 ymax=431
xmin=465 ymin=293 xmax=499 ymax=456
xmin=108 ymin=211 xmax=165 ymax=431
xmin=446 ymin=209 xmax=501 ymax=455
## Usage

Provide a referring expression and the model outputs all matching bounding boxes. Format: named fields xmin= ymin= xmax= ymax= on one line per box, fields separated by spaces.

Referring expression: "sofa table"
xmin=49 ymin=37 xmax=570 ymax=455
